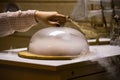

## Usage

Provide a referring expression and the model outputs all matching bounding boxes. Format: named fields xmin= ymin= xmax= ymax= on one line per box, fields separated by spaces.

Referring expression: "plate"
xmin=18 ymin=51 xmax=77 ymax=60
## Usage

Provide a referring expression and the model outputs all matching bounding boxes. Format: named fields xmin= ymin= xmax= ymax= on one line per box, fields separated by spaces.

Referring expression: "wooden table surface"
xmin=0 ymin=45 xmax=120 ymax=80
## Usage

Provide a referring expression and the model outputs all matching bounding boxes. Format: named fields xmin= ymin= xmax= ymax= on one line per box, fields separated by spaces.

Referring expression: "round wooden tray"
xmin=18 ymin=51 xmax=77 ymax=60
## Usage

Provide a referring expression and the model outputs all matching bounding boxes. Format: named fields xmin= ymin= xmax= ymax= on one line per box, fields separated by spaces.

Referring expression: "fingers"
xmin=55 ymin=14 xmax=66 ymax=25
xmin=47 ymin=21 xmax=59 ymax=26
xmin=48 ymin=14 xmax=66 ymax=26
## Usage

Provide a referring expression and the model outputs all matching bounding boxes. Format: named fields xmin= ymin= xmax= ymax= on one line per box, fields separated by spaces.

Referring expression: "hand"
xmin=35 ymin=11 xmax=66 ymax=26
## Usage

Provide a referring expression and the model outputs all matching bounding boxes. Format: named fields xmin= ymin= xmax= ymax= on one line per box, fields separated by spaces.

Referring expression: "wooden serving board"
xmin=18 ymin=51 xmax=77 ymax=60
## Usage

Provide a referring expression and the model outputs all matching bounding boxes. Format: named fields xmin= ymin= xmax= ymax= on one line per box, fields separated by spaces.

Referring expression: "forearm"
xmin=0 ymin=10 xmax=37 ymax=37
xmin=7 ymin=10 xmax=37 ymax=32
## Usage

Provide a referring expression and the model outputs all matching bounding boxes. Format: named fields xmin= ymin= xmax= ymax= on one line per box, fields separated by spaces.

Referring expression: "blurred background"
xmin=0 ymin=0 xmax=119 ymax=50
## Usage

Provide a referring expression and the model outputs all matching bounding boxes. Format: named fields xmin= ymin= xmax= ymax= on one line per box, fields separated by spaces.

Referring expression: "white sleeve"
xmin=0 ymin=10 xmax=37 ymax=37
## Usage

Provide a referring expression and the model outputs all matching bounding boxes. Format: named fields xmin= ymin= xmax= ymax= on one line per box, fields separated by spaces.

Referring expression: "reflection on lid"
xmin=49 ymin=31 xmax=65 ymax=36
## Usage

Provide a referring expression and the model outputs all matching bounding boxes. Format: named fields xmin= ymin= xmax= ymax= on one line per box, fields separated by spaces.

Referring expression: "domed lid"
xmin=28 ymin=27 xmax=89 ymax=57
